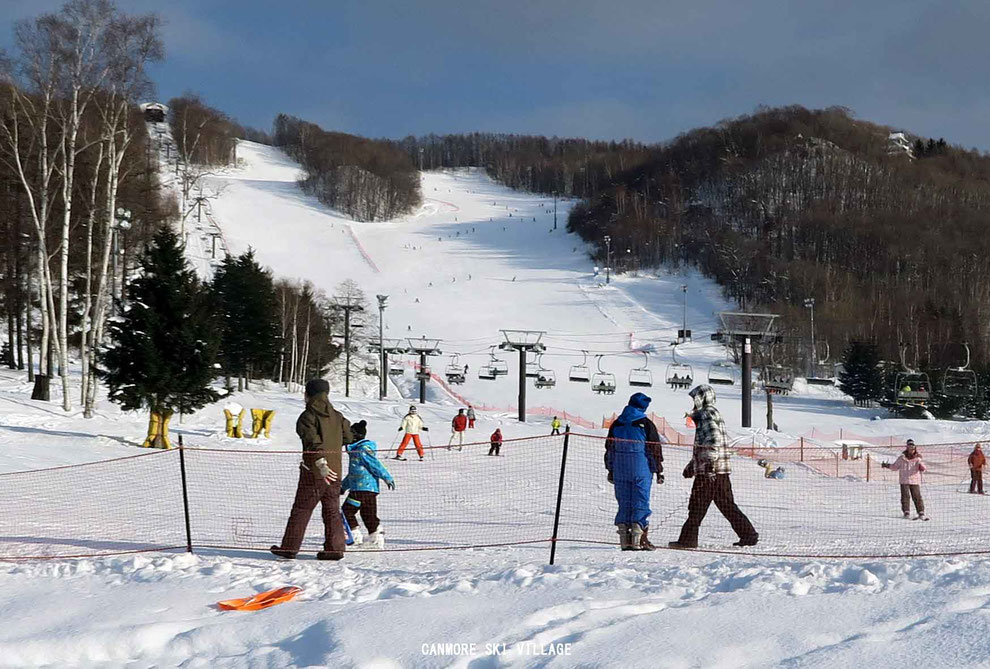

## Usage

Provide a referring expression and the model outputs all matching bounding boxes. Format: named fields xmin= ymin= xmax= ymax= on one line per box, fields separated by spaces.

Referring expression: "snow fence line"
xmin=3 ymin=434 xmax=990 ymax=562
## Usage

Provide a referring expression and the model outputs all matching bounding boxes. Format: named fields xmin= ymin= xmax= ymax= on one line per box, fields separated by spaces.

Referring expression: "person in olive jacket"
xmin=271 ymin=379 xmax=353 ymax=560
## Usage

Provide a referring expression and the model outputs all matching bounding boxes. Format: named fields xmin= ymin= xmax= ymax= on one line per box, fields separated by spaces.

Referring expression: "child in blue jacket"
xmin=341 ymin=421 xmax=395 ymax=548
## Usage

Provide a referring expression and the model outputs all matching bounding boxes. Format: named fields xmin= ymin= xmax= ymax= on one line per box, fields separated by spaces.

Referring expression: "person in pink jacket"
xmin=882 ymin=439 xmax=929 ymax=520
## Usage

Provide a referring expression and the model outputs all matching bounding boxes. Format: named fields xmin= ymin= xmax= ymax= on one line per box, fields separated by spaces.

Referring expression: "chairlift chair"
xmin=942 ymin=342 xmax=978 ymax=399
xmin=806 ymin=342 xmax=835 ymax=385
xmin=591 ymin=355 xmax=616 ymax=395
xmin=387 ymin=355 xmax=405 ymax=377
xmin=478 ymin=365 xmax=497 ymax=380
xmin=628 ymin=351 xmax=653 ymax=388
xmin=893 ymin=343 xmax=931 ymax=406
xmin=763 ymin=365 xmax=794 ymax=395
xmin=487 ymin=345 xmax=509 ymax=376
xmin=534 ymin=353 xmax=557 ymax=388
xmin=569 ymin=350 xmax=591 ymax=383
xmin=445 ymin=353 xmax=466 ymax=385
xmin=665 ymin=342 xmax=694 ymax=389
xmin=707 ymin=360 xmax=736 ymax=386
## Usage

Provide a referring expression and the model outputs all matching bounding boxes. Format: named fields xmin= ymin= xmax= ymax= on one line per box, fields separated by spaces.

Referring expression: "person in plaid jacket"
xmin=669 ymin=385 xmax=758 ymax=549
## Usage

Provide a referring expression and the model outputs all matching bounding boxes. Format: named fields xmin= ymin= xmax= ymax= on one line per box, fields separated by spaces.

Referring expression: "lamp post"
xmin=553 ymin=190 xmax=558 ymax=230
xmin=804 ymin=298 xmax=816 ymax=375
xmin=681 ymin=285 xmax=688 ymax=343
xmin=604 ymin=235 xmax=612 ymax=284
xmin=376 ymin=295 xmax=388 ymax=400
xmin=112 ymin=208 xmax=132 ymax=313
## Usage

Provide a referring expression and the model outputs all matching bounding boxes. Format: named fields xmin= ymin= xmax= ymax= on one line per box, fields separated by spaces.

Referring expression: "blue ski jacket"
xmin=604 ymin=392 xmax=664 ymax=480
xmin=341 ymin=439 xmax=394 ymax=494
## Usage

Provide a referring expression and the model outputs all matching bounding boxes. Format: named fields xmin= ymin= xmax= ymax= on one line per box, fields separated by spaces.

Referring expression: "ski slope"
xmin=5 ymin=140 xmax=990 ymax=667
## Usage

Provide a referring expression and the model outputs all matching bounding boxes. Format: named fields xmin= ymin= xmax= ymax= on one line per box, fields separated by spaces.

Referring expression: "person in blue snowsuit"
xmin=605 ymin=393 xmax=665 ymax=551
xmin=341 ymin=420 xmax=395 ymax=548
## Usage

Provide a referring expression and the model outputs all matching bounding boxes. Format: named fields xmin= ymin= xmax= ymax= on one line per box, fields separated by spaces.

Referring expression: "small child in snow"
xmin=341 ymin=421 xmax=395 ymax=548
xmin=882 ymin=439 xmax=928 ymax=520
xmin=488 ymin=428 xmax=503 ymax=456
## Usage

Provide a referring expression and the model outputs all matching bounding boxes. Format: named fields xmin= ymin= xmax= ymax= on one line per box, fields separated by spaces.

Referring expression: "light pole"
xmin=804 ymin=298 xmax=816 ymax=375
xmin=604 ymin=235 xmax=612 ymax=284
xmin=681 ymin=285 xmax=688 ymax=342
xmin=419 ymin=147 xmax=424 ymax=172
xmin=553 ymin=191 xmax=557 ymax=231
xmin=376 ymin=295 xmax=388 ymax=400
xmin=112 ymin=208 xmax=132 ymax=313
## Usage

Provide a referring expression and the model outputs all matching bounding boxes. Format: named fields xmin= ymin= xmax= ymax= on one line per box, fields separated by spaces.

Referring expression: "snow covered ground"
xmin=4 ymin=141 xmax=990 ymax=666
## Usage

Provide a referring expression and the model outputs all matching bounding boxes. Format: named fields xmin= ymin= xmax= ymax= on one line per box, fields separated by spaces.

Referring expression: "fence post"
xmin=866 ymin=454 xmax=871 ymax=482
xmin=800 ymin=437 xmax=804 ymax=462
xmin=549 ymin=427 xmax=571 ymax=566
xmin=178 ymin=435 xmax=193 ymax=553
xmin=835 ymin=452 xmax=839 ymax=478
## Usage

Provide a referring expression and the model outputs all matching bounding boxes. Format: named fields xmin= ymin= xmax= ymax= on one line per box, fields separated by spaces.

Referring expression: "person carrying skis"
xmin=670 ymin=385 xmax=759 ymax=549
xmin=882 ymin=439 xmax=928 ymax=519
xmin=550 ymin=416 xmax=562 ymax=436
xmin=969 ymin=443 xmax=986 ymax=495
xmin=448 ymin=408 xmax=468 ymax=450
xmin=395 ymin=406 xmax=428 ymax=460
xmin=467 ymin=405 xmax=476 ymax=429
xmin=341 ymin=420 xmax=395 ymax=548
xmin=488 ymin=428 xmax=503 ymax=456
xmin=271 ymin=379 xmax=352 ymax=561
xmin=605 ymin=392 xmax=664 ymax=551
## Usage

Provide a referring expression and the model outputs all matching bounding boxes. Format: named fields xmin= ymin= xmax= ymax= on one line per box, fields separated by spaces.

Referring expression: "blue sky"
xmin=2 ymin=0 xmax=989 ymax=148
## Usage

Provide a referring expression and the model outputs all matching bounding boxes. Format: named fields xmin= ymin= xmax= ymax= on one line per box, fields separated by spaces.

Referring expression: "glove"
xmin=881 ymin=461 xmax=890 ymax=469
xmin=313 ymin=457 xmax=338 ymax=484
xmin=385 ymin=480 xmax=395 ymax=491
xmin=656 ymin=472 xmax=665 ymax=484
xmin=422 ymin=426 xmax=429 ymax=432
xmin=682 ymin=461 xmax=695 ymax=479
xmin=607 ymin=471 xmax=614 ymax=484
xmin=397 ymin=427 xmax=402 ymax=432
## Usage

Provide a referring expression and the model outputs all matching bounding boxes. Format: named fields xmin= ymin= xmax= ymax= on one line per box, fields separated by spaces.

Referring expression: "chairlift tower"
xmin=406 ymin=337 xmax=442 ymax=404
xmin=500 ymin=330 xmax=546 ymax=422
xmin=712 ymin=312 xmax=780 ymax=428
xmin=371 ymin=338 xmax=408 ymax=400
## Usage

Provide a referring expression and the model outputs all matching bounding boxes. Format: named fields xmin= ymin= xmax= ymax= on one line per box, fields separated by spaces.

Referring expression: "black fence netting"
xmin=3 ymin=433 xmax=990 ymax=560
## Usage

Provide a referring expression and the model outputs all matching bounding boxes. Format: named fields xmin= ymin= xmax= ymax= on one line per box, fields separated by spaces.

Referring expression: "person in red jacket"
xmin=969 ymin=443 xmax=986 ymax=494
xmin=448 ymin=408 xmax=468 ymax=451
xmin=488 ymin=428 xmax=503 ymax=456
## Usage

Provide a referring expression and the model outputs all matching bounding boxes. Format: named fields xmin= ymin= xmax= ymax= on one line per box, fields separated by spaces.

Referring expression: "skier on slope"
xmin=395 ymin=405 xmax=428 ymax=460
xmin=882 ymin=439 xmax=929 ymax=519
xmin=969 ymin=443 xmax=985 ymax=495
xmin=550 ymin=416 xmax=562 ymax=436
xmin=271 ymin=379 xmax=352 ymax=561
xmin=488 ymin=428 xmax=503 ymax=456
xmin=605 ymin=393 xmax=664 ymax=551
xmin=448 ymin=408 xmax=468 ymax=450
xmin=670 ymin=385 xmax=759 ymax=549
xmin=341 ymin=420 xmax=394 ymax=548
xmin=467 ymin=405 xmax=476 ymax=429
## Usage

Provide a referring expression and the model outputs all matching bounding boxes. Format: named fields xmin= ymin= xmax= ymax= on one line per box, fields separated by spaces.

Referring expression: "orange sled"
xmin=217 ymin=586 xmax=303 ymax=611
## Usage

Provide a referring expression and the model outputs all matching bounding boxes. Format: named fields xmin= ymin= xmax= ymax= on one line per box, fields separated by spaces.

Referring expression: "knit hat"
xmin=906 ymin=439 xmax=916 ymax=447
xmin=628 ymin=392 xmax=652 ymax=410
xmin=351 ymin=420 xmax=367 ymax=440
xmin=305 ymin=379 xmax=330 ymax=396
xmin=408 ymin=405 xmax=417 ymax=413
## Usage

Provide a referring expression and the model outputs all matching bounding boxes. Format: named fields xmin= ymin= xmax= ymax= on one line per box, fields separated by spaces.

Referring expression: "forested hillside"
xmin=564 ymin=106 xmax=990 ymax=375
xmin=273 ymin=114 xmax=419 ymax=221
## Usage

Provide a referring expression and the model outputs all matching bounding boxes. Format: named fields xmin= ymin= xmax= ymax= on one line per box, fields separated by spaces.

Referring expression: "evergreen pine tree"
xmin=99 ymin=228 xmax=220 ymax=447
xmin=212 ymin=249 xmax=281 ymax=389
xmin=838 ymin=341 xmax=884 ymax=406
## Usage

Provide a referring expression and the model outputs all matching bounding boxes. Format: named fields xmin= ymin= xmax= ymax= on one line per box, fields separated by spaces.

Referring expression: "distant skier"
xmin=395 ymin=405 xmax=428 ymax=460
xmin=969 ymin=443 xmax=985 ymax=494
xmin=341 ymin=420 xmax=395 ymax=548
xmin=882 ymin=439 xmax=929 ymax=519
xmin=467 ymin=404 xmax=476 ymax=429
xmin=271 ymin=379 xmax=352 ymax=561
xmin=488 ymin=428 xmax=503 ymax=456
xmin=550 ymin=416 xmax=562 ymax=436
xmin=670 ymin=385 xmax=759 ymax=549
xmin=448 ymin=408 xmax=468 ymax=450
xmin=605 ymin=392 xmax=664 ymax=551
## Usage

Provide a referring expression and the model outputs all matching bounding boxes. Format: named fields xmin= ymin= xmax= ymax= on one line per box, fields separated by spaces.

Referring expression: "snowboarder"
xmin=969 ymin=443 xmax=985 ymax=494
xmin=670 ymin=385 xmax=759 ymax=549
xmin=341 ymin=420 xmax=395 ymax=548
xmin=488 ymin=428 xmax=503 ymax=456
xmin=467 ymin=404 xmax=476 ymax=429
xmin=882 ymin=439 xmax=928 ymax=519
xmin=605 ymin=392 xmax=664 ymax=551
xmin=448 ymin=408 xmax=468 ymax=450
xmin=395 ymin=406 xmax=428 ymax=460
xmin=550 ymin=416 xmax=562 ymax=436
xmin=271 ymin=379 xmax=352 ymax=561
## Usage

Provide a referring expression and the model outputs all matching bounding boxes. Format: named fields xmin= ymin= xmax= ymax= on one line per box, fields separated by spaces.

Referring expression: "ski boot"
xmin=639 ymin=526 xmax=657 ymax=551
xmin=617 ymin=524 xmax=633 ymax=550
xmin=629 ymin=524 xmax=645 ymax=551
